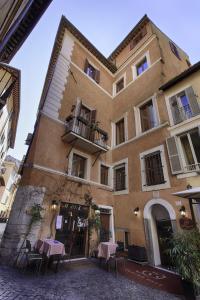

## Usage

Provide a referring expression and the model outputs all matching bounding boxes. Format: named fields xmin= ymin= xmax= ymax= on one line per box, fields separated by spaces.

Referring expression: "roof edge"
xmin=108 ymin=14 xmax=150 ymax=60
xmin=159 ymin=61 xmax=200 ymax=91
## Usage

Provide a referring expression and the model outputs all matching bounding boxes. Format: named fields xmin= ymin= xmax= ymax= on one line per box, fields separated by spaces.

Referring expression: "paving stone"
xmin=0 ymin=263 xmax=182 ymax=300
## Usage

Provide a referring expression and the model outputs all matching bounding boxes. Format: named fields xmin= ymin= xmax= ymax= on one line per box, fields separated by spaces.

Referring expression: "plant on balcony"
xmin=167 ymin=229 xmax=200 ymax=298
xmin=90 ymin=121 xmax=100 ymax=131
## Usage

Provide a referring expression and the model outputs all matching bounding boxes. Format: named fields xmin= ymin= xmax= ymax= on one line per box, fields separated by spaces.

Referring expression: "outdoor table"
xmin=98 ymin=242 xmax=118 ymax=261
xmin=38 ymin=239 xmax=65 ymax=273
xmin=39 ymin=239 xmax=65 ymax=257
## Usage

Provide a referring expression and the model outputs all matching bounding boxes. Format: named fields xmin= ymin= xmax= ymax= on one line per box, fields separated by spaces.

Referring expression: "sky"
xmin=9 ymin=0 xmax=200 ymax=160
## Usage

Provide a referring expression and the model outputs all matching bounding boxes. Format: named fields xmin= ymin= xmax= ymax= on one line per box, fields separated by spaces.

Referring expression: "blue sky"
xmin=9 ymin=0 xmax=200 ymax=160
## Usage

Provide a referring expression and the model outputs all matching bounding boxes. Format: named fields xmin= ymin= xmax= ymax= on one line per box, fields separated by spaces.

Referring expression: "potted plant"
xmin=167 ymin=229 xmax=200 ymax=299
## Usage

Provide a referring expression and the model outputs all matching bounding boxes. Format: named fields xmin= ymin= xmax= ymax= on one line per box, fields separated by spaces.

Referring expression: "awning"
xmin=173 ymin=187 xmax=200 ymax=201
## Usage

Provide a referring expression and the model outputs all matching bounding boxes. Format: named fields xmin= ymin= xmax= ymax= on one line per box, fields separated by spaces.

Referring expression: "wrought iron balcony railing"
xmin=184 ymin=163 xmax=200 ymax=173
xmin=173 ymin=104 xmax=195 ymax=125
xmin=62 ymin=115 xmax=108 ymax=153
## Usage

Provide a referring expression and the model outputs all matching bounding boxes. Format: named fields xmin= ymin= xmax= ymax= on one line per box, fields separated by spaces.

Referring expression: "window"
xmin=130 ymin=27 xmax=147 ymax=51
xmin=179 ymin=129 xmax=200 ymax=172
xmin=116 ymin=78 xmax=124 ymax=94
xmin=114 ymin=163 xmax=126 ymax=191
xmin=115 ymin=118 xmax=125 ymax=145
xmin=84 ymin=59 xmax=100 ymax=83
xmin=140 ymin=100 xmax=157 ymax=132
xmin=71 ymin=154 xmax=87 ymax=179
xmin=144 ymin=151 xmax=165 ymax=186
xmin=140 ymin=145 xmax=170 ymax=191
xmin=100 ymin=165 xmax=109 ymax=185
xmin=136 ymin=57 xmax=148 ymax=76
xmin=168 ymin=87 xmax=200 ymax=125
xmin=169 ymin=41 xmax=181 ymax=60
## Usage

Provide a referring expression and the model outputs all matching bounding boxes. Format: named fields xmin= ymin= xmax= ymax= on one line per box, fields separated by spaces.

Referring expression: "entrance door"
xmin=156 ymin=219 xmax=173 ymax=267
xmin=55 ymin=203 xmax=89 ymax=258
xmin=100 ymin=210 xmax=110 ymax=242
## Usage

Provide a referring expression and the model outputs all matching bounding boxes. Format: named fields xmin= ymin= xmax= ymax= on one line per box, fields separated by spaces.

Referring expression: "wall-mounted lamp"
xmin=179 ymin=206 xmax=186 ymax=217
xmin=133 ymin=207 xmax=139 ymax=216
xmin=51 ymin=200 xmax=59 ymax=211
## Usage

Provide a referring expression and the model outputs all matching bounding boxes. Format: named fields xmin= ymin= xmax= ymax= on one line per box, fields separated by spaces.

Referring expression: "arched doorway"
xmin=144 ymin=199 xmax=176 ymax=267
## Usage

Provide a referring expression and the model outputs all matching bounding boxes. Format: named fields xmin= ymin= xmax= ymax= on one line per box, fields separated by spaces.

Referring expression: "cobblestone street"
xmin=0 ymin=261 xmax=182 ymax=300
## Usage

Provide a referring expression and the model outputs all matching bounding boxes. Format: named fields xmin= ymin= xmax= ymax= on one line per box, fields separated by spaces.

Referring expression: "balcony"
xmin=173 ymin=104 xmax=197 ymax=125
xmin=62 ymin=115 xmax=108 ymax=153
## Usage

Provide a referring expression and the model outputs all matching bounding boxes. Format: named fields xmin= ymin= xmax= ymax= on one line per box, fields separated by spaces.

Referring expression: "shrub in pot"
xmin=167 ymin=229 xmax=200 ymax=299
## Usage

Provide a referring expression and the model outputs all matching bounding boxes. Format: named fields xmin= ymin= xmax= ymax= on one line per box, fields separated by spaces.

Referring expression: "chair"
xmin=25 ymin=240 xmax=44 ymax=274
xmin=108 ymin=253 xmax=126 ymax=277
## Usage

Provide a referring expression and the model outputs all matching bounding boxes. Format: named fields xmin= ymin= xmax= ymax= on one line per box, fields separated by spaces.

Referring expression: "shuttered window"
xmin=116 ymin=118 xmax=125 ymax=145
xmin=84 ymin=59 xmax=100 ymax=84
xmin=166 ymin=136 xmax=182 ymax=174
xmin=72 ymin=154 xmax=86 ymax=179
xmin=144 ymin=151 xmax=165 ymax=186
xmin=114 ymin=163 xmax=126 ymax=191
xmin=169 ymin=87 xmax=200 ymax=125
xmin=179 ymin=128 xmax=200 ymax=172
xmin=100 ymin=165 xmax=109 ymax=185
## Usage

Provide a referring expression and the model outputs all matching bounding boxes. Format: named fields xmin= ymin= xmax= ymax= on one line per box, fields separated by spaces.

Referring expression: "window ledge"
xmin=142 ymin=182 xmax=171 ymax=192
xmin=113 ymin=189 xmax=129 ymax=195
xmin=177 ymin=172 xmax=200 ymax=179
xmin=112 ymin=122 xmax=168 ymax=150
xmin=68 ymin=174 xmax=113 ymax=191
xmin=114 ymin=87 xmax=125 ymax=97
xmin=168 ymin=114 xmax=200 ymax=134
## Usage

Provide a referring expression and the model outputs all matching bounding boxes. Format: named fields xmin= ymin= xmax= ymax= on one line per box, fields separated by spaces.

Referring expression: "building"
xmin=0 ymin=155 xmax=20 ymax=240
xmin=160 ymin=61 xmax=200 ymax=230
xmin=0 ymin=63 xmax=20 ymax=173
xmin=0 ymin=0 xmax=52 ymax=63
xmin=1 ymin=15 xmax=199 ymax=267
xmin=0 ymin=0 xmax=52 ymax=179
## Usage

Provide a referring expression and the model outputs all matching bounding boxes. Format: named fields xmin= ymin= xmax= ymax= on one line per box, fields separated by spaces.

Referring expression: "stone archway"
xmin=143 ymin=199 xmax=176 ymax=267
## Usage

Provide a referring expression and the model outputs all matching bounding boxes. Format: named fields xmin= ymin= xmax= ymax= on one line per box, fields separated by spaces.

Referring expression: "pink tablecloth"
xmin=98 ymin=242 xmax=118 ymax=261
xmin=39 ymin=239 xmax=65 ymax=257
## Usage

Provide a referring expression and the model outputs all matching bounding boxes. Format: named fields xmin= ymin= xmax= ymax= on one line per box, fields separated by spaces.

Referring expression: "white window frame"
xmin=98 ymin=161 xmax=112 ymax=187
xmin=177 ymin=129 xmax=200 ymax=172
xmin=132 ymin=51 xmax=151 ymax=81
xmin=140 ymin=145 xmax=170 ymax=192
xmin=165 ymin=84 xmax=193 ymax=127
xmin=134 ymin=94 xmax=160 ymax=136
xmin=85 ymin=58 xmax=100 ymax=81
xmin=68 ymin=149 xmax=91 ymax=180
xmin=112 ymin=158 xmax=129 ymax=195
xmin=113 ymin=73 xmax=126 ymax=96
xmin=111 ymin=113 xmax=128 ymax=148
